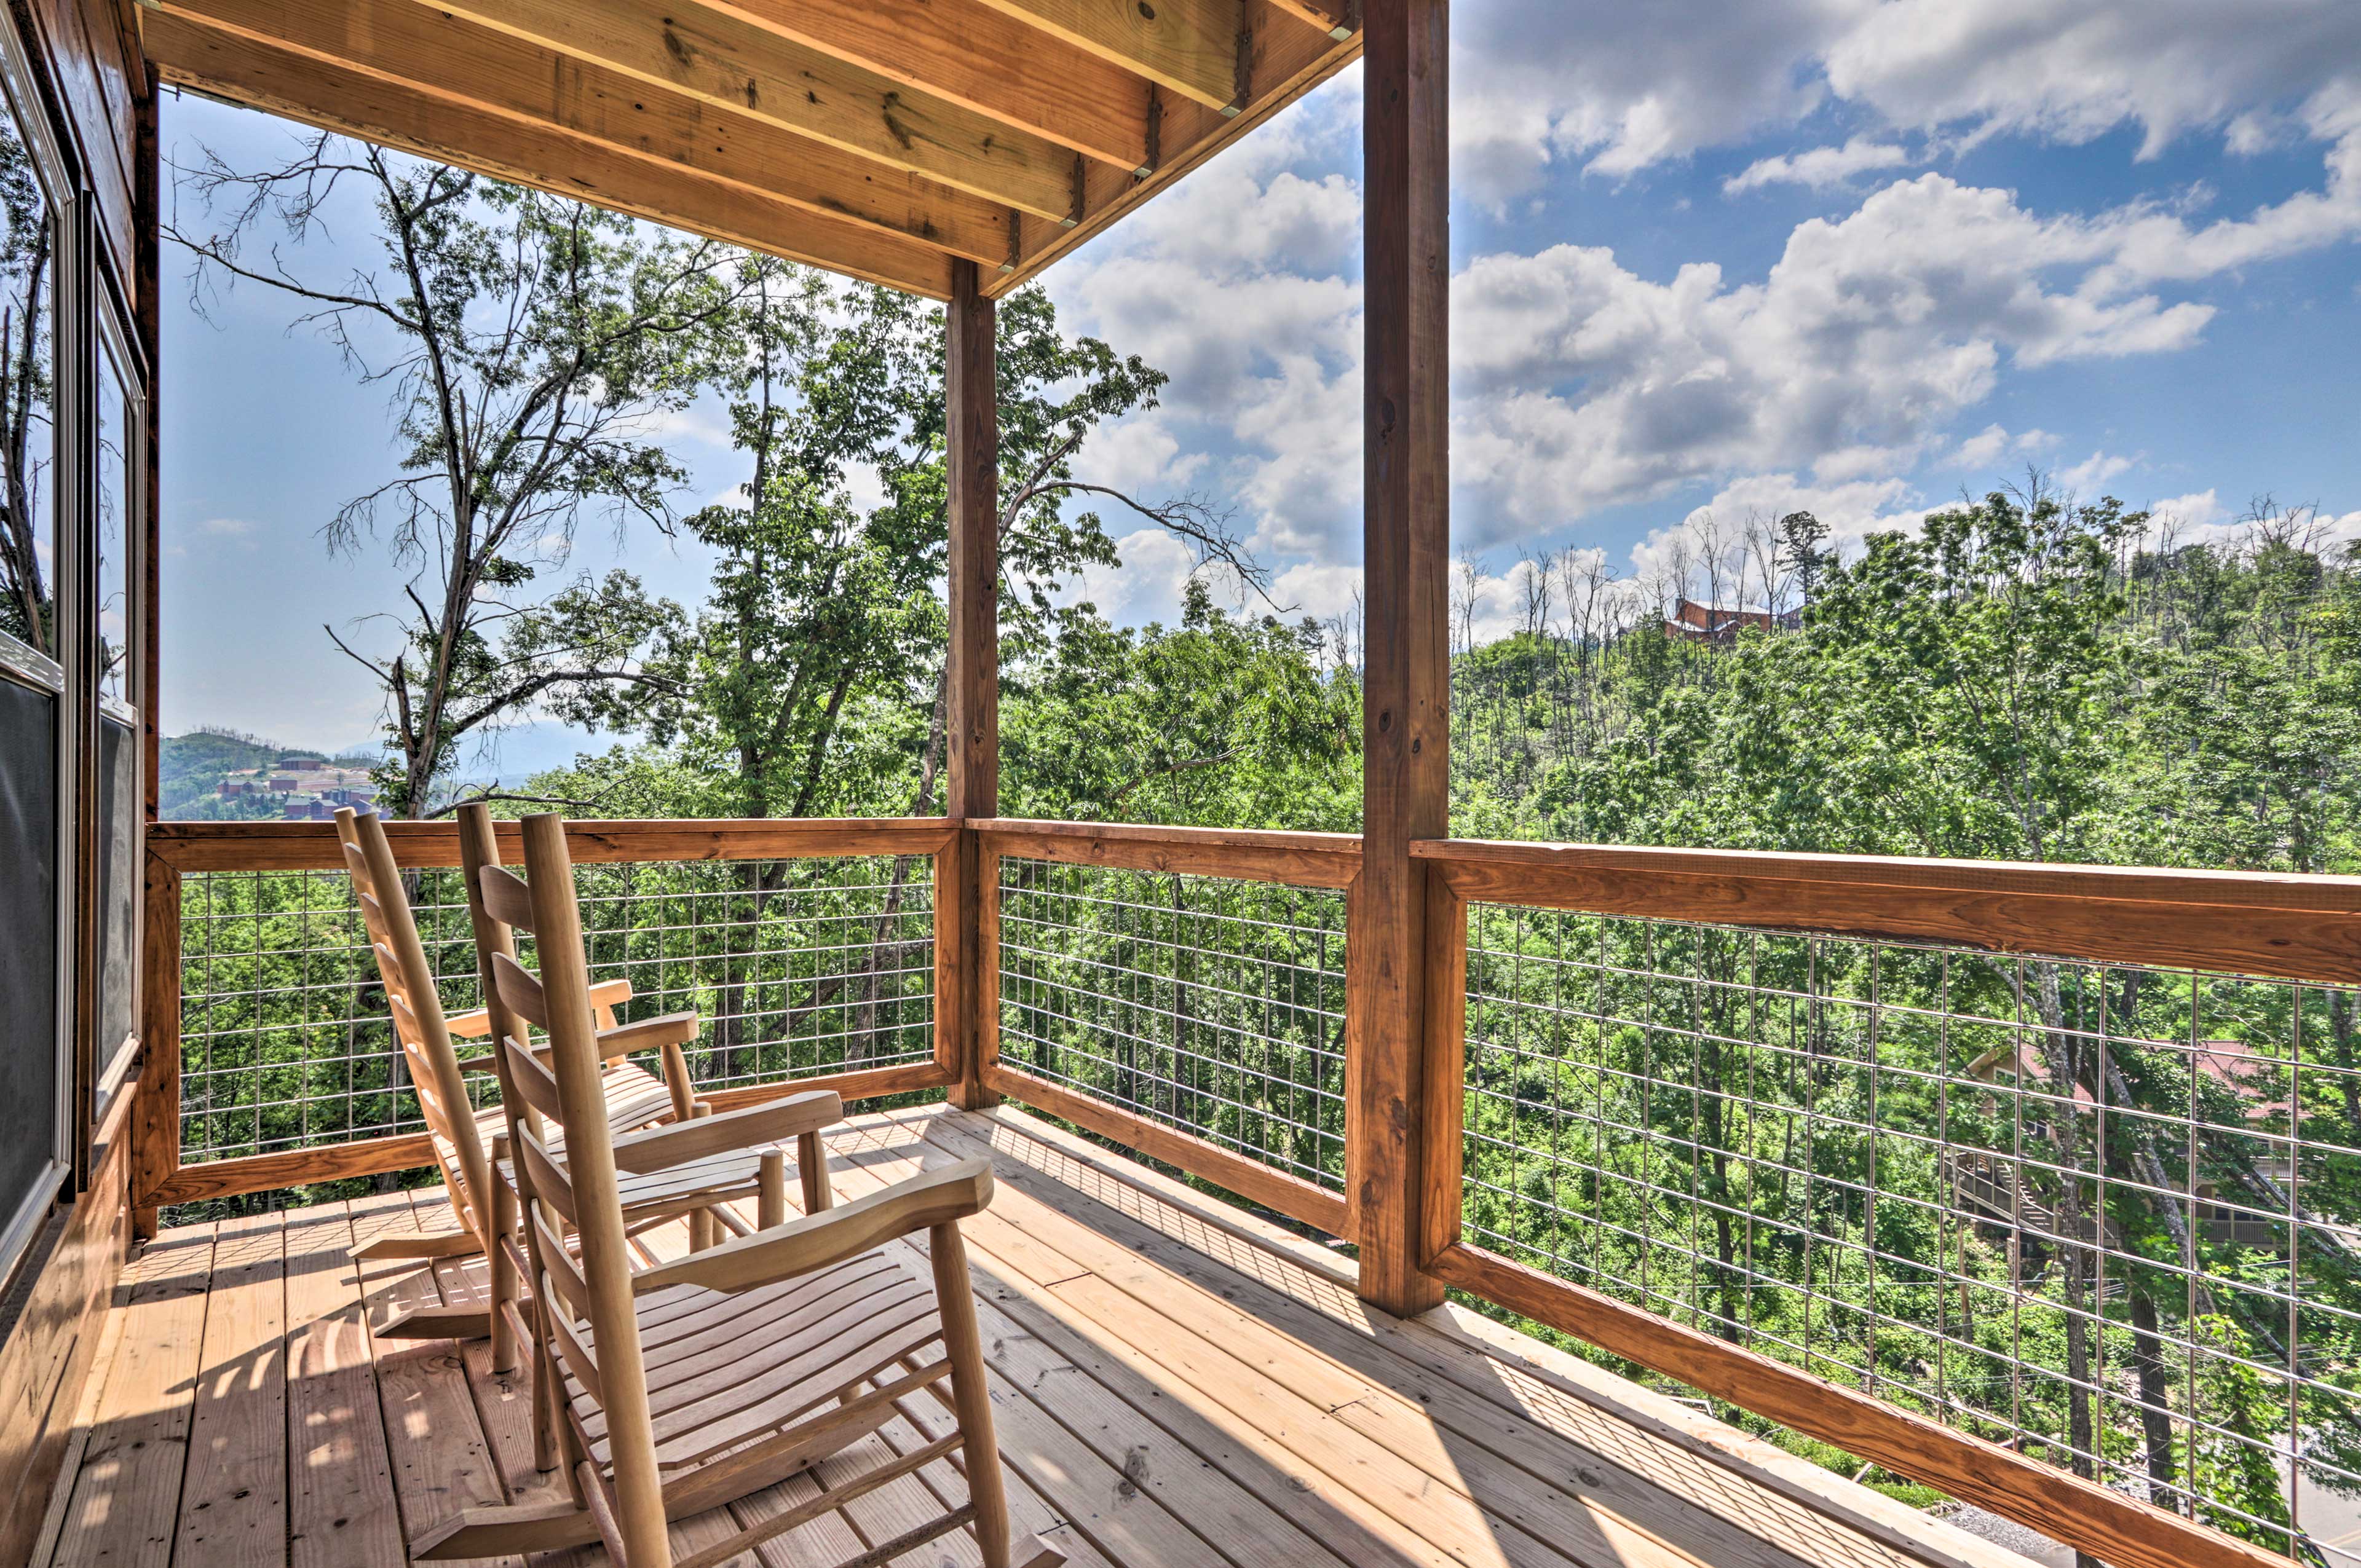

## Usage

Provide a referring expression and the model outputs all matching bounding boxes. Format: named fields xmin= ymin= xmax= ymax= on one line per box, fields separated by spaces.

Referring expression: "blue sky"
xmin=160 ymin=0 xmax=2361 ymax=765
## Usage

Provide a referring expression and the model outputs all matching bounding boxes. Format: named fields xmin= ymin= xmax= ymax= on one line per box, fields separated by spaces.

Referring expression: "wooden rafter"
xmin=413 ymin=0 xmax=1083 ymax=222
xmin=148 ymin=0 xmax=1016 ymax=267
xmin=143 ymin=8 xmax=959 ymax=296
xmin=136 ymin=0 xmax=1361 ymax=297
xmin=995 ymin=4 xmax=1358 ymax=293
xmin=970 ymin=0 xmax=1252 ymax=111
xmin=700 ymin=0 xmax=1155 ymax=174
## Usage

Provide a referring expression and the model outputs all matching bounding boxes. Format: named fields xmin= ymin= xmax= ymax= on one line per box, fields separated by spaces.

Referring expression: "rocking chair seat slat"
xmin=569 ymin=1245 xmax=946 ymax=1473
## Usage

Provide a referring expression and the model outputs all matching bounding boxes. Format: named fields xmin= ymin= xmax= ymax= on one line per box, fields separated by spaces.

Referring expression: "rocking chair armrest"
xmin=450 ymin=977 xmax=633 ymax=1044
xmin=631 ymin=1159 xmax=994 ymax=1296
xmin=609 ymin=1090 xmax=845 ymax=1174
xmin=595 ymin=1010 xmax=699 ymax=1062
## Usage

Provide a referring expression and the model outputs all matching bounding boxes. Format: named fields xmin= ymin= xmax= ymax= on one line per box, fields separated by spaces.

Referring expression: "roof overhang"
xmin=136 ymin=0 xmax=1363 ymax=299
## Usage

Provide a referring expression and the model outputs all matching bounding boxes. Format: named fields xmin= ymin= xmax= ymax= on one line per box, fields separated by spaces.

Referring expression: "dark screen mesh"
xmin=97 ymin=714 xmax=135 ymax=1085
xmin=0 ymin=676 xmax=60 ymax=1228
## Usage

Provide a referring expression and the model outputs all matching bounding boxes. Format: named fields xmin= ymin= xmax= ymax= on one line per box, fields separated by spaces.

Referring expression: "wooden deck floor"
xmin=31 ymin=1103 xmax=2027 ymax=1568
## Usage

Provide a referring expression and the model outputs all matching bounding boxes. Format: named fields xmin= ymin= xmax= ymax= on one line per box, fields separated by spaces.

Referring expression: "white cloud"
xmin=1450 ymin=173 xmax=2220 ymax=545
xmin=1070 ymin=527 xmax=1204 ymax=626
xmin=1725 ymin=138 xmax=1912 ymax=194
xmin=199 ymin=515 xmax=257 ymax=537
xmin=1822 ymin=1 xmax=2361 ymax=159
xmin=2057 ymin=449 xmax=2137 ymax=494
xmin=1455 ymin=0 xmax=1869 ymax=208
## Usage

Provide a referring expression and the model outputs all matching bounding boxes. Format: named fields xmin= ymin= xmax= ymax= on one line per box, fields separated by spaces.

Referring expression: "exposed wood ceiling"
xmin=137 ymin=0 xmax=1363 ymax=300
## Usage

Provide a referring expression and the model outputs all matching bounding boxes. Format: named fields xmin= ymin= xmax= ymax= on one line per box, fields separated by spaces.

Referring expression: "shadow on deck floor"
xmin=34 ymin=1103 xmax=2031 ymax=1568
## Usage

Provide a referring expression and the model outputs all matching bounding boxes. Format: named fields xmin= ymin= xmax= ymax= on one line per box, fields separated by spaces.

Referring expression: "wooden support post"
xmin=131 ymin=850 xmax=181 ymax=1237
xmin=944 ymin=258 xmax=1002 ymax=1111
xmin=1350 ymin=0 xmax=1450 ymax=1317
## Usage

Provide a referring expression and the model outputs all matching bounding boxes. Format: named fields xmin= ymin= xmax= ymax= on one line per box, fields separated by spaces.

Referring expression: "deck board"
xmin=41 ymin=1105 xmax=2025 ymax=1568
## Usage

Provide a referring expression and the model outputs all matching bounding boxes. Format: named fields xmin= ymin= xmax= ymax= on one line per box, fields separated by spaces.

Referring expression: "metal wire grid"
xmin=995 ymin=856 xmax=1349 ymax=1192
xmin=179 ymin=854 xmax=935 ymax=1163
xmin=1458 ymin=903 xmax=2361 ymax=1564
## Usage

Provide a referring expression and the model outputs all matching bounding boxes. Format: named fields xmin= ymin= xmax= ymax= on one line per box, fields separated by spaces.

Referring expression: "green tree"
xmin=170 ymin=136 xmax=740 ymax=814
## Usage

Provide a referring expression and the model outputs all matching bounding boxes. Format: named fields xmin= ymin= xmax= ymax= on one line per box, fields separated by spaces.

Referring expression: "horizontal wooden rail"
xmin=1415 ymin=837 xmax=2361 ymax=984
xmin=146 ymin=1060 xmax=956 ymax=1208
xmin=149 ymin=816 xmax=958 ymax=873
xmin=975 ymin=818 xmax=1362 ymax=889
xmin=1426 ymin=1242 xmax=2279 ymax=1568
xmin=146 ymin=1130 xmax=437 ymax=1207
xmin=985 ymin=1062 xmax=1351 ymax=1237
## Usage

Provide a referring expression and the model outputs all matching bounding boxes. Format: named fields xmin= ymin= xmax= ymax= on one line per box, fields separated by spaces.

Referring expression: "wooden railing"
xmin=129 ymin=816 xmax=2361 ymax=1568
xmin=1412 ymin=839 xmax=2361 ymax=1568
xmin=135 ymin=817 xmax=961 ymax=1213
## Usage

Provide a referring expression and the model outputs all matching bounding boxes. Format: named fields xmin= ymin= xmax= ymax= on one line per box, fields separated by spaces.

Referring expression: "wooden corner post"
xmin=943 ymin=258 xmax=1002 ymax=1111
xmin=1351 ymin=0 xmax=1450 ymax=1316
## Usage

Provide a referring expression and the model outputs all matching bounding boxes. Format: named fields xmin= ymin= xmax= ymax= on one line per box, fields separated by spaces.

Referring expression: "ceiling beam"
xmin=994 ymin=4 xmax=1356 ymax=293
xmin=1264 ymin=0 xmax=1357 ymax=41
xmin=971 ymin=0 xmax=1307 ymax=112
xmin=149 ymin=0 xmax=1018 ymax=267
xmin=704 ymin=0 xmax=1152 ymax=174
xmin=143 ymin=7 xmax=959 ymax=297
xmin=417 ymin=0 xmax=1082 ymax=223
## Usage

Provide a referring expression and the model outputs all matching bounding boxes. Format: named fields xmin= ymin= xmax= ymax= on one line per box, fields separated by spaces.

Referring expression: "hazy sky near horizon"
xmin=162 ymin=0 xmax=2361 ymax=766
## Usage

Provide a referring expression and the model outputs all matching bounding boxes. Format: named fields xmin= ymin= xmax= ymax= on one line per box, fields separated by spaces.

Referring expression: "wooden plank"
xmin=992 ymin=15 xmax=1356 ymax=293
xmin=1427 ymin=1241 xmax=2280 ymax=1568
xmin=132 ymin=766 xmax=182 ymax=1221
xmin=342 ymin=1190 xmax=520 ymax=1564
xmin=820 ymin=1122 xmax=1383 ymax=1568
xmin=887 ymin=1113 xmax=1615 ymax=1568
xmin=411 ymin=1192 xmax=567 ymax=1511
xmin=1345 ymin=0 xmax=1449 ymax=1322
xmin=280 ymin=1201 xmax=407 ymax=1568
xmin=148 ymin=816 xmax=957 ymax=873
xmin=976 ymin=819 xmax=1362 ymax=888
xmin=977 ymin=1100 xmax=2019 ymax=1568
xmin=172 ymin=1208 xmax=288 ymax=1568
xmin=153 ymin=0 xmax=1015 ymax=265
xmin=703 ymin=0 xmax=1152 ymax=171
xmin=1265 ymin=0 xmax=1356 ymax=37
xmin=416 ymin=0 xmax=1081 ymax=221
xmin=910 ymin=1111 xmax=1828 ymax=1568
xmin=147 ymin=1135 xmax=438 ymax=1207
xmin=1417 ymin=838 xmax=2361 ymax=985
xmin=945 ymin=261 xmax=1000 ymax=1113
xmin=25 ymin=0 xmax=138 ymax=288
xmin=49 ymin=1223 xmax=214 ymax=1568
xmin=1414 ymin=874 xmax=1463 ymax=1269
xmin=986 ymin=1063 xmax=1350 ymax=1237
xmin=141 ymin=13 xmax=959 ymax=298
xmin=0 ymin=1113 xmax=132 ymax=1568
xmin=971 ymin=0 xmax=1259 ymax=109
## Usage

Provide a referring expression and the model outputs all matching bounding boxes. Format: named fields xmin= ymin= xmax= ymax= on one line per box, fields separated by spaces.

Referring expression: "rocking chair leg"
xmin=534 ymin=1332 xmax=564 ymax=1475
xmin=929 ymin=1223 xmax=1015 ymax=1567
xmin=490 ymin=1136 xmax=520 ymax=1373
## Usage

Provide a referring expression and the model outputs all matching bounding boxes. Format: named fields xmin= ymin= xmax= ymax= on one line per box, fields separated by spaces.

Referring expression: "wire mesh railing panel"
xmin=178 ymin=853 xmax=936 ymax=1165
xmin=995 ymin=856 xmax=1348 ymax=1193
xmin=1459 ymin=902 xmax=2361 ymax=1564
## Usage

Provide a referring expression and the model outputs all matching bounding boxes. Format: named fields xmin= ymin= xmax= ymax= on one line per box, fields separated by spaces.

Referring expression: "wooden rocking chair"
xmin=414 ymin=813 xmax=1061 ymax=1568
xmin=332 ymin=808 xmax=832 ymax=1375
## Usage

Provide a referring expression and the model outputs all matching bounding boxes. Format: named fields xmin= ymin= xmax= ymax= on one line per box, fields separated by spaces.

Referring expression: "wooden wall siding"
xmin=22 ymin=0 xmax=139 ymax=292
xmin=132 ymin=0 xmax=1359 ymax=298
xmin=0 ymin=1082 xmax=132 ymax=1568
